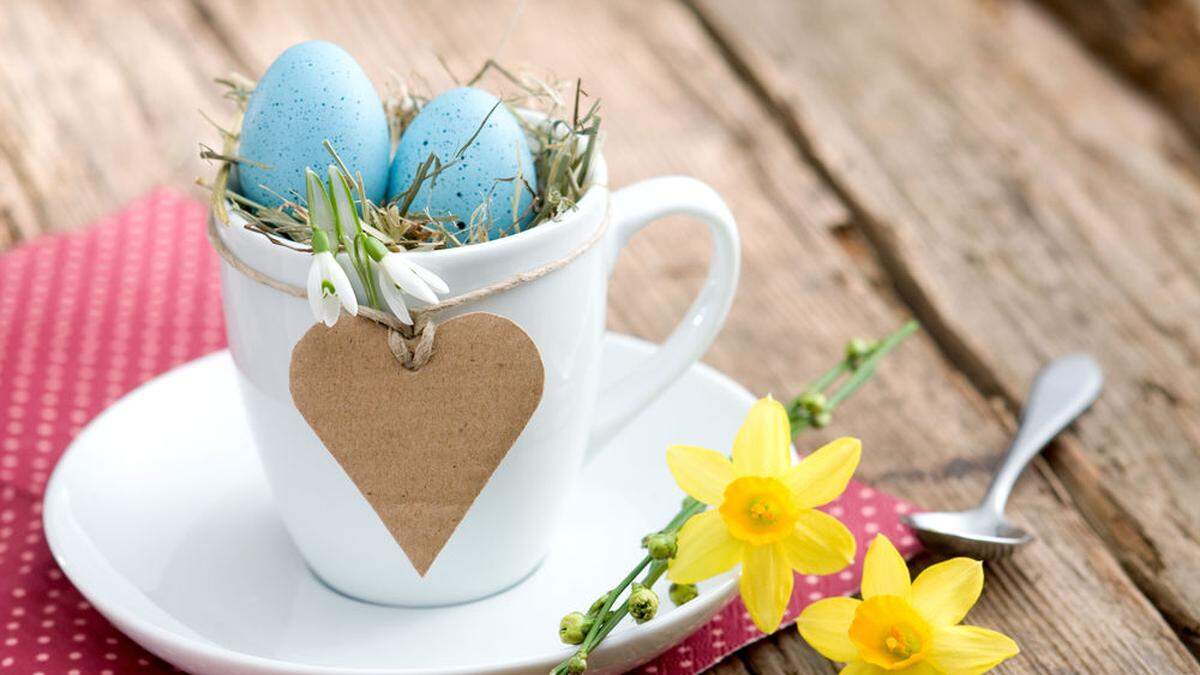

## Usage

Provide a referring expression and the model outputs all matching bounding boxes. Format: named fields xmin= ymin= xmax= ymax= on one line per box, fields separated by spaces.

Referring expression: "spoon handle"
xmin=981 ymin=354 xmax=1104 ymax=516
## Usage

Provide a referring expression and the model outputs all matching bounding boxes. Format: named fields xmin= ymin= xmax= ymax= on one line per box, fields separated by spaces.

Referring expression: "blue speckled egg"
xmin=237 ymin=41 xmax=390 ymax=208
xmin=387 ymin=87 xmax=537 ymax=241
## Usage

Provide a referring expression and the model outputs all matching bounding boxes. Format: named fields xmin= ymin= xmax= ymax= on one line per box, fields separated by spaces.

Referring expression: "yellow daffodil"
xmin=666 ymin=396 xmax=861 ymax=633
xmin=798 ymin=534 xmax=1018 ymax=674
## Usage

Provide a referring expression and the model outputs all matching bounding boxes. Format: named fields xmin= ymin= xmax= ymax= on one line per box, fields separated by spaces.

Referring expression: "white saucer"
xmin=44 ymin=334 xmax=751 ymax=675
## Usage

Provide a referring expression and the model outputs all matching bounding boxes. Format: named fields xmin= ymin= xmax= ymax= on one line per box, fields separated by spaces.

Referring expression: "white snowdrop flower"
xmin=365 ymin=237 xmax=448 ymax=326
xmin=306 ymin=228 xmax=358 ymax=327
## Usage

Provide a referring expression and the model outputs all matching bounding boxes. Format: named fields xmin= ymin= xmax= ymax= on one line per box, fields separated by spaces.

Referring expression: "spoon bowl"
xmin=904 ymin=508 xmax=1032 ymax=560
xmin=903 ymin=354 xmax=1102 ymax=560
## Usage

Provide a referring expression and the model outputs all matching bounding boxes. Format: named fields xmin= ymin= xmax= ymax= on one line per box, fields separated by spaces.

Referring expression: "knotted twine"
xmin=205 ymin=214 xmax=608 ymax=370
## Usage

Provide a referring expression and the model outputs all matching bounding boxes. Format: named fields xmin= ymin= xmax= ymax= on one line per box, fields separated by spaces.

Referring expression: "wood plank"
xmin=0 ymin=0 xmax=231 ymax=245
xmin=1038 ymin=0 xmax=1200 ymax=144
xmin=0 ymin=0 xmax=1193 ymax=671
xmin=690 ymin=0 xmax=1200 ymax=660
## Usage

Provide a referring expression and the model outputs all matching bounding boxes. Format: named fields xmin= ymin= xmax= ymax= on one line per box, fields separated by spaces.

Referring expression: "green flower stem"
xmin=827 ymin=320 xmax=918 ymax=408
xmin=569 ymin=498 xmax=705 ymax=665
xmin=552 ymin=321 xmax=920 ymax=674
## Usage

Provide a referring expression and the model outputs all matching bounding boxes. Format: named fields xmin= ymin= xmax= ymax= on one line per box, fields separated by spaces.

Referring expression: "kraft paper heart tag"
xmin=288 ymin=312 xmax=544 ymax=575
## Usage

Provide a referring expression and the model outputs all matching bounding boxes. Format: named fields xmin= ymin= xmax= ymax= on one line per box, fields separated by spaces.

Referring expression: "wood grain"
xmin=690 ymin=0 xmax=1200 ymax=660
xmin=1038 ymin=0 xmax=1200 ymax=144
xmin=0 ymin=0 xmax=1197 ymax=672
xmin=0 ymin=1 xmax=228 ymax=247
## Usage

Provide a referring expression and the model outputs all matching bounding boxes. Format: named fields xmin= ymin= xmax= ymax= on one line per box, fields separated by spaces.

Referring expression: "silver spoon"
xmin=904 ymin=354 xmax=1103 ymax=559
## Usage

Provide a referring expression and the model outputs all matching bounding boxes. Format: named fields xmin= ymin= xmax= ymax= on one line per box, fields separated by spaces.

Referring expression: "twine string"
xmin=206 ymin=213 xmax=608 ymax=370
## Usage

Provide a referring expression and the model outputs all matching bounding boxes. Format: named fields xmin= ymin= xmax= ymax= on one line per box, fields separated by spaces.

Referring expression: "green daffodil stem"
xmin=552 ymin=321 xmax=920 ymax=674
xmin=826 ymin=320 xmax=918 ymax=409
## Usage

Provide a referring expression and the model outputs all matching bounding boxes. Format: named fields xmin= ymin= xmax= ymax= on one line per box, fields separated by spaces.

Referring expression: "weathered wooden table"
xmin=2 ymin=1 xmax=1198 ymax=672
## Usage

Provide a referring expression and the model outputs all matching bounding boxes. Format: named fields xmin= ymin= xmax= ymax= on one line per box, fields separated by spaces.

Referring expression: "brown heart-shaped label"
xmin=288 ymin=312 xmax=544 ymax=576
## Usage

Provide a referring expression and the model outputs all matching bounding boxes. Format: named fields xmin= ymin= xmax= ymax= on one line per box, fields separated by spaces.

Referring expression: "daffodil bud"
xmin=669 ymin=582 xmax=699 ymax=606
xmin=558 ymin=612 xmax=592 ymax=645
xmin=628 ymin=583 xmax=659 ymax=624
xmin=846 ymin=337 xmax=875 ymax=367
xmin=566 ymin=653 xmax=588 ymax=674
xmin=798 ymin=391 xmax=827 ymax=415
xmin=813 ymin=410 xmax=833 ymax=428
xmin=588 ymin=594 xmax=609 ymax=617
xmin=643 ymin=532 xmax=677 ymax=560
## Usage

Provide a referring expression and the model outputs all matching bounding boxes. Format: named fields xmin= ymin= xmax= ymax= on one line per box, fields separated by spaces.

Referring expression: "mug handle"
xmin=587 ymin=176 xmax=741 ymax=455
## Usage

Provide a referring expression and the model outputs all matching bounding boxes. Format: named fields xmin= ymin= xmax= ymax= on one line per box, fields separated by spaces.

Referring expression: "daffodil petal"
xmin=740 ymin=543 xmax=794 ymax=634
xmin=782 ymin=509 xmax=857 ymax=574
xmin=860 ymin=534 xmax=910 ymax=600
xmin=783 ymin=437 xmax=861 ymax=509
xmin=797 ymin=596 xmax=861 ymax=662
xmin=927 ymin=625 xmax=1020 ymax=675
xmin=666 ymin=445 xmax=734 ymax=505
xmin=838 ymin=662 xmax=887 ymax=674
xmin=732 ymin=397 xmax=791 ymax=478
xmin=668 ymin=510 xmax=742 ymax=584
xmin=911 ymin=558 xmax=983 ymax=627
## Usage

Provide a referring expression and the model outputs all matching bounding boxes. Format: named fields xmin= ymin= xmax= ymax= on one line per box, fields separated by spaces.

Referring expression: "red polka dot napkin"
xmin=0 ymin=189 xmax=920 ymax=674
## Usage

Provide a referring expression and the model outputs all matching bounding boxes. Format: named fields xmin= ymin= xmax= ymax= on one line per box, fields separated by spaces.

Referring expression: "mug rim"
xmin=218 ymin=151 xmax=609 ymax=270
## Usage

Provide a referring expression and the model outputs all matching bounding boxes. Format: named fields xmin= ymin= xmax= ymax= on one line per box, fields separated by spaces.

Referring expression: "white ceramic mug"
xmin=216 ymin=153 xmax=740 ymax=605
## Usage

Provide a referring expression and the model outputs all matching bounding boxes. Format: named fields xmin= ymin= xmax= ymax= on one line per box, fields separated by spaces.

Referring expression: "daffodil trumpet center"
xmin=849 ymin=596 xmax=931 ymax=671
xmin=718 ymin=476 xmax=798 ymax=545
